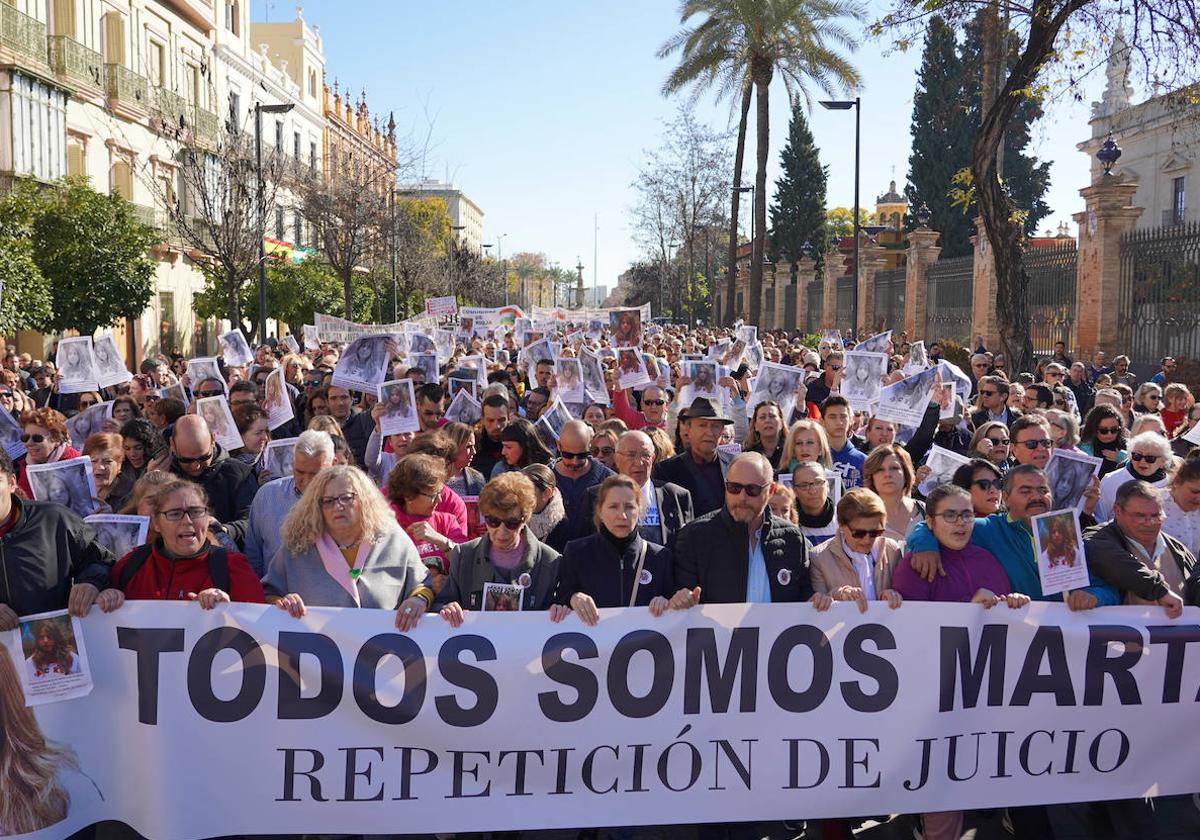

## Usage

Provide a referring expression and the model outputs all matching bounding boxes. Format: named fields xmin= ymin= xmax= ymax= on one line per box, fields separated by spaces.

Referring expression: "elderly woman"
xmin=265 ymin=464 xmax=432 ymax=630
xmin=809 ymin=488 xmax=903 ymax=611
xmin=111 ymin=479 xmax=264 ymax=605
xmin=1096 ymin=430 xmax=1174 ymax=521
xmin=83 ymin=432 xmax=133 ymax=512
xmin=862 ymin=445 xmax=925 ymax=541
xmin=792 ymin=460 xmax=838 ymax=546
xmin=444 ymin=421 xmax=486 ymax=497
xmin=385 ymin=453 xmax=466 ymax=592
xmin=437 ymin=472 xmax=560 ymax=622
xmin=952 ymin=459 xmax=1004 ymax=517
xmin=16 ymin=408 xmax=78 ymax=497
xmin=1133 ymin=382 xmax=1164 ymax=415
xmin=550 ymin=474 xmax=686 ymax=624
xmin=890 ymin=483 xmax=1029 ymax=840
xmin=781 ymin=419 xmax=833 ymax=473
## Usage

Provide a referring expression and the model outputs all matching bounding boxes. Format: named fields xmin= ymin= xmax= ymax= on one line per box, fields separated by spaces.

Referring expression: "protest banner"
xmin=7 ymin=601 xmax=1198 ymax=840
xmin=425 ymin=296 xmax=458 ymax=318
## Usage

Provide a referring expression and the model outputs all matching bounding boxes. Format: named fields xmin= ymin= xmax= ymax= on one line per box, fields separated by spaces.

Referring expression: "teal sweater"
xmin=906 ymin=514 xmax=1120 ymax=604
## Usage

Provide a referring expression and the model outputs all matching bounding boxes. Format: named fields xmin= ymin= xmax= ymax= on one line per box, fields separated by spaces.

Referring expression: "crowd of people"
xmin=0 ymin=320 xmax=1198 ymax=839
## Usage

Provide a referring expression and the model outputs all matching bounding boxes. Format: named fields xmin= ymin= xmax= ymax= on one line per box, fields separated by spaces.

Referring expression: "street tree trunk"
xmin=971 ymin=0 xmax=1084 ymax=375
xmin=724 ymin=83 xmax=752 ymax=326
xmin=748 ymin=57 xmax=773 ymax=328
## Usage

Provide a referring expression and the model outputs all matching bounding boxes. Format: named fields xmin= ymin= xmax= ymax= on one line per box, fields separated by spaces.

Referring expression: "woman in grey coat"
xmin=437 ymin=472 xmax=560 ymax=624
xmin=263 ymin=464 xmax=433 ymax=630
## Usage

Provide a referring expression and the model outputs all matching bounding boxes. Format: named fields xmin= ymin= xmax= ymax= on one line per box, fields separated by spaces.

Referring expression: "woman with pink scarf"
xmin=16 ymin=408 xmax=80 ymax=497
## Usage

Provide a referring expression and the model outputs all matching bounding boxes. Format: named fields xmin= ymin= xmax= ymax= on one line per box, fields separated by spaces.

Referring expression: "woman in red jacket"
xmin=110 ymin=478 xmax=264 ymax=605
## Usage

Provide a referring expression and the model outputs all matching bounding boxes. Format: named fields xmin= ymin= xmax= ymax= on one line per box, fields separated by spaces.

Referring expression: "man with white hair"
xmin=243 ymin=430 xmax=335 ymax=576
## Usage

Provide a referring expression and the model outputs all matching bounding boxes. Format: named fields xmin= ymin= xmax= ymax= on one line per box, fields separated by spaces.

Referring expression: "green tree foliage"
xmin=906 ymin=16 xmax=975 ymax=258
xmin=196 ymin=258 xmax=375 ymax=328
xmin=769 ymin=105 xmax=828 ymax=263
xmin=0 ymin=187 xmax=53 ymax=336
xmin=27 ymin=178 xmax=157 ymax=337
xmin=824 ymin=207 xmax=873 ymax=245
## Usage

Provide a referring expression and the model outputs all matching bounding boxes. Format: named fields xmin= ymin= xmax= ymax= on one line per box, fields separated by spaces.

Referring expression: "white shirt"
xmin=1160 ymin=491 xmax=1200 ymax=556
xmin=840 ymin=538 xmax=877 ymax=599
xmin=1097 ymin=467 xmax=1169 ymax=522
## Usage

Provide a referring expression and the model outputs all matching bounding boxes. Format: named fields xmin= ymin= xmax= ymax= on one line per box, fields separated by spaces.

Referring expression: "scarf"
xmin=315 ymin=532 xmax=372 ymax=605
xmin=1127 ymin=462 xmax=1167 ymax=484
xmin=528 ymin=489 xmax=565 ymax=541
xmin=797 ymin=499 xmax=835 ymax=528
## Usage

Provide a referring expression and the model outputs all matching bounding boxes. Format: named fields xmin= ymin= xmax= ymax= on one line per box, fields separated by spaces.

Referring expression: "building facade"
xmin=397 ymin=180 xmax=484 ymax=253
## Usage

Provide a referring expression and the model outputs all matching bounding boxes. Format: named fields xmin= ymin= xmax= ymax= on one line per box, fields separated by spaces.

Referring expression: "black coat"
xmin=652 ymin=449 xmax=734 ymax=517
xmin=1084 ymin=521 xmax=1196 ymax=603
xmin=674 ymin=508 xmax=814 ymax=604
xmin=970 ymin=407 xmax=1021 ymax=430
xmin=0 ymin=497 xmax=113 ymax=617
xmin=169 ymin=445 xmax=258 ymax=546
xmin=579 ymin=479 xmax=694 ymax=548
xmin=556 ymin=533 xmax=674 ymax=608
xmin=339 ymin=411 xmax=375 ymax=468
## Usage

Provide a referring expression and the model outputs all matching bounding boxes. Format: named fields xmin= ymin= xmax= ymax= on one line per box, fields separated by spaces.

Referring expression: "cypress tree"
xmin=769 ymin=105 xmax=828 ymax=264
xmin=906 ymin=16 xmax=975 ymax=258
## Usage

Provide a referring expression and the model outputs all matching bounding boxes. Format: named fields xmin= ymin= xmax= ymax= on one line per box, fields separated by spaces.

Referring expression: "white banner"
xmin=425 ymin=295 xmax=458 ymax=317
xmin=7 ymin=601 xmax=1199 ymax=839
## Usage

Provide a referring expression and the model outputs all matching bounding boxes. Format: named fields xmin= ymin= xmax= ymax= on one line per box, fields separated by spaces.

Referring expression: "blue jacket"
xmin=906 ymin=514 xmax=1120 ymax=604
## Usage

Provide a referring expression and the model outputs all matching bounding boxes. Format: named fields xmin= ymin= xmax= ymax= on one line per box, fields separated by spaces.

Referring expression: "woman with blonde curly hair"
xmin=264 ymin=464 xmax=432 ymax=631
xmin=0 ymin=644 xmax=100 ymax=835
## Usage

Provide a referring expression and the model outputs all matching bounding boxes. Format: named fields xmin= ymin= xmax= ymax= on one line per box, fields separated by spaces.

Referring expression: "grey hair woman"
xmin=265 ymin=464 xmax=432 ymax=631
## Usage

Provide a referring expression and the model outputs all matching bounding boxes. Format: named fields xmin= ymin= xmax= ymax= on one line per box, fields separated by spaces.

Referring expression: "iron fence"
xmin=806 ymin=281 xmax=823 ymax=334
xmin=1118 ymin=222 xmax=1200 ymax=361
xmin=925 ymin=255 xmax=974 ymax=344
xmin=873 ymin=267 xmax=906 ymax=334
xmin=835 ymin=276 xmax=855 ymax=332
xmin=1025 ymin=242 xmax=1078 ymax=355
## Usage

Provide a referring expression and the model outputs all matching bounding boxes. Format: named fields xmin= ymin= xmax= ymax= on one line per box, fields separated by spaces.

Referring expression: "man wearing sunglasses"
xmin=611 ymin=383 xmax=669 ymax=432
xmin=654 ymin=397 xmax=737 ymax=516
xmin=803 ymin=350 xmax=843 ymax=408
xmin=168 ymin=415 xmax=259 ymax=547
xmin=673 ymin=451 xmax=813 ymax=605
xmin=553 ymin=420 xmax=614 ymax=544
xmin=970 ymin=375 xmax=1019 ymax=429
xmin=1009 ymin=415 xmax=1054 ymax=470
xmin=906 ymin=464 xmax=1118 ymax=612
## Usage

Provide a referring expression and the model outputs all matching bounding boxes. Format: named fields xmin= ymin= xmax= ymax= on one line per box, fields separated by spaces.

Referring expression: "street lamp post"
xmin=449 ymin=225 xmax=465 ymax=301
xmin=255 ymin=101 xmax=294 ymax=344
xmin=820 ymin=97 xmax=861 ymax=335
xmin=497 ymin=233 xmax=509 ymax=306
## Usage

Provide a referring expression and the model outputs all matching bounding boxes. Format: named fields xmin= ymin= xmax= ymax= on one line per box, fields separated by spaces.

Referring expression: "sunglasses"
xmin=643 ymin=399 xmax=666 ymax=406
xmin=559 ymin=450 xmax=589 ymax=461
xmin=0 ymin=391 xmax=11 ymax=398
xmin=174 ymin=451 xmax=213 ymax=465
xmin=725 ymin=481 xmax=768 ymax=497
xmin=848 ymin=528 xmax=884 ymax=540
xmin=986 ymin=436 xmax=1010 ymax=446
xmin=979 ymin=389 xmax=999 ymax=397
xmin=79 ymin=400 xmax=99 ymax=408
xmin=1017 ymin=439 xmax=1053 ymax=450
xmin=1097 ymin=425 xmax=1121 ymax=434
xmin=590 ymin=446 xmax=615 ymax=457
xmin=971 ymin=478 xmax=1001 ymax=491
xmin=21 ymin=433 xmax=46 ymax=443
xmin=1146 ymin=394 xmax=1162 ymax=401
xmin=1130 ymin=452 xmax=1161 ymax=463
xmin=484 ymin=514 xmax=525 ymax=530
xmin=195 ymin=389 xmax=224 ymax=399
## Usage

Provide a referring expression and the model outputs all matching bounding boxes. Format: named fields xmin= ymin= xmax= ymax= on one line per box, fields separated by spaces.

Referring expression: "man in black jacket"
xmin=969 ymin=375 xmax=1021 ymax=429
xmin=0 ymin=450 xmax=117 ymax=631
xmin=653 ymin=397 xmax=735 ymax=516
xmin=580 ymin=430 xmax=693 ymax=547
xmin=674 ymin=451 xmax=814 ymax=604
xmin=169 ymin=415 xmax=258 ymax=547
xmin=327 ymin=385 xmax=375 ymax=466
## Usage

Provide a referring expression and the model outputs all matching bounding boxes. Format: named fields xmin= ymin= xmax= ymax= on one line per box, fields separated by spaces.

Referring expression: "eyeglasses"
xmin=1016 ymin=439 xmax=1053 ymax=450
xmin=725 ymin=481 xmax=769 ymax=497
xmin=174 ymin=451 xmax=213 ymax=465
xmin=643 ymin=399 xmax=666 ymax=407
xmin=1129 ymin=452 xmax=1162 ymax=463
xmin=934 ymin=510 xmax=975 ymax=524
xmin=559 ymin=450 xmax=589 ymax=461
xmin=141 ymin=394 xmax=161 ymax=403
xmin=160 ymin=506 xmax=208 ymax=522
xmin=1097 ymin=425 xmax=1121 ymax=435
xmin=195 ymin=389 xmax=224 ymax=399
xmin=590 ymin=446 xmax=615 ymax=457
xmin=794 ymin=480 xmax=826 ymax=492
xmin=848 ymin=528 xmax=884 ymax=540
xmin=306 ymin=378 xmax=324 ymax=388
xmin=79 ymin=399 xmax=99 ymax=408
xmin=484 ymin=514 xmax=525 ymax=530
xmin=21 ymin=433 xmax=45 ymax=443
xmin=617 ymin=450 xmax=653 ymax=462
xmin=971 ymin=478 xmax=1001 ymax=492
xmin=320 ymin=492 xmax=359 ymax=509
xmin=1120 ymin=510 xmax=1165 ymax=524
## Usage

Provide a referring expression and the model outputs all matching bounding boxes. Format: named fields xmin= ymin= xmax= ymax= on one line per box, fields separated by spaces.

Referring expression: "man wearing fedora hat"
xmin=652 ymin=396 xmax=736 ymax=516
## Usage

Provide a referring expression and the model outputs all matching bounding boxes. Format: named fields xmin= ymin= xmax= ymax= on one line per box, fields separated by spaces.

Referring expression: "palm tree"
xmin=659 ymin=0 xmax=864 ymax=327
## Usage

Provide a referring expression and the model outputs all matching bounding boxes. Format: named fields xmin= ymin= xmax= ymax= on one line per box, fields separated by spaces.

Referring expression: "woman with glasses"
xmin=264 ymin=465 xmax=431 ymax=630
xmin=1096 ymin=431 xmax=1174 ymax=521
xmin=744 ymin=401 xmax=786 ymax=472
xmin=83 ymin=432 xmax=133 ymax=512
xmin=891 ymin=483 xmax=1029 ymax=840
xmin=111 ymin=479 xmax=264 ymax=605
xmin=862 ymin=445 xmax=924 ymax=541
xmin=791 ymin=460 xmax=839 ymax=546
xmin=491 ymin=417 xmax=553 ymax=478
xmin=15 ymin=408 xmax=79 ymax=498
xmin=967 ymin=421 xmax=1012 ymax=471
xmin=1079 ymin=404 xmax=1130 ymax=476
xmin=1133 ymin=382 xmax=1163 ymax=415
xmin=386 ymin=454 xmax=466 ymax=595
xmin=437 ymin=471 xmax=561 ymax=622
xmin=809 ymin=488 xmax=903 ymax=610
xmin=952 ymin=459 xmax=1004 ymax=517
xmin=588 ymin=428 xmax=619 ymax=471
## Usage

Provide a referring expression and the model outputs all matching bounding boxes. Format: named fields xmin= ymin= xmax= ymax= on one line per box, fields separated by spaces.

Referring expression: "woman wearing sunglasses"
xmin=437 ymin=471 xmax=560 ymax=623
xmin=1079 ymin=404 xmax=1129 ymax=476
xmin=1095 ymin=431 xmax=1174 ymax=521
xmin=952 ymin=459 xmax=1004 ymax=517
xmin=891 ymin=483 xmax=1030 ymax=840
xmin=966 ymin=421 xmax=1012 ymax=472
xmin=809 ymin=488 xmax=904 ymax=611
xmin=264 ymin=465 xmax=431 ymax=630
xmin=111 ymin=479 xmax=264 ymax=606
xmin=15 ymin=408 xmax=79 ymax=498
xmin=386 ymin=454 xmax=466 ymax=595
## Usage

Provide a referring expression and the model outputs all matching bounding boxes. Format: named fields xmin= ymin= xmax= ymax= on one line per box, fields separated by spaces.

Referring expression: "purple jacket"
xmin=892 ymin=544 xmax=1013 ymax=603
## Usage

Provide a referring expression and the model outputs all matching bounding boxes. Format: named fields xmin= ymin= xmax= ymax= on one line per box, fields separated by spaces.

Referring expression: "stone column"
xmin=1073 ymin=179 xmax=1142 ymax=356
xmin=760 ymin=265 xmax=774 ymax=329
xmin=822 ymin=269 xmax=838 ymax=329
xmin=794 ymin=258 xmax=816 ymax=334
xmin=857 ymin=244 xmax=887 ymax=336
xmin=970 ymin=217 xmax=1000 ymax=349
xmin=774 ymin=262 xmax=792 ymax=331
xmin=904 ymin=228 xmax=941 ymax=339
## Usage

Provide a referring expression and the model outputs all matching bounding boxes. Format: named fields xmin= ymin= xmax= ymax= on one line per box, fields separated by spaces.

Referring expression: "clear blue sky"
xmin=255 ymin=0 xmax=1109 ymax=296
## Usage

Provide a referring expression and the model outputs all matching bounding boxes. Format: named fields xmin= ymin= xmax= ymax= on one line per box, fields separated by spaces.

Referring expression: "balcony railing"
xmin=1 ymin=4 xmax=47 ymax=65
xmin=151 ymin=85 xmax=189 ymax=128
xmin=47 ymin=35 xmax=102 ymax=86
xmin=193 ymin=106 xmax=220 ymax=143
xmin=104 ymin=63 xmax=148 ymax=109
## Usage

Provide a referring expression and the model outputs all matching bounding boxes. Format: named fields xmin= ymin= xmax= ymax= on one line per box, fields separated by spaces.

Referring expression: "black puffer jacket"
xmin=0 ymin=497 xmax=113 ymax=617
xmin=169 ymin=444 xmax=257 ymax=546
